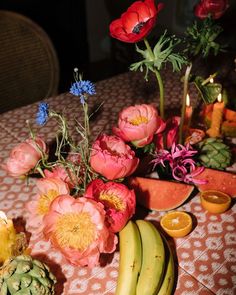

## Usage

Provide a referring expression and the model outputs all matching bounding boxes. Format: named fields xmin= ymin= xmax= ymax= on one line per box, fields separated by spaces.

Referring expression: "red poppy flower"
xmin=194 ymin=0 xmax=229 ymax=20
xmin=109 ymin=0 xmax=164 ymax=43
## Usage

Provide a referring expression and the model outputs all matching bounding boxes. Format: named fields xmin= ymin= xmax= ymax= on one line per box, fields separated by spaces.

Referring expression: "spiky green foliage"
xmin=130 ymin=31 xmax=187 ymax=80
xmin=184 ymin=17 xmax=225 ymax=58
xmin=0 ymin=255 xmax=56 ymax=295
xmin=197 ymin=138 xmax=232 ymax=170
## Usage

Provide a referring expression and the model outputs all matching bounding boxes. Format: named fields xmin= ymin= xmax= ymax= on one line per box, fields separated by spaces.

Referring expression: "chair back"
xmin=0 ymin=10 xmax=59 ymax=113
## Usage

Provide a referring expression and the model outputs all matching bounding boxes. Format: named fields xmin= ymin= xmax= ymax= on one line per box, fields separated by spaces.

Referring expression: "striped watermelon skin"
xmin=128 ymin=177 xmax=195 ymax=211
xmin=194 ymin=168 xmax=236 ymax=198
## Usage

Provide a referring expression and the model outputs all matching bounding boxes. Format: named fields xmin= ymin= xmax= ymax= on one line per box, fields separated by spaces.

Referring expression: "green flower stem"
xmin=143 ymin=38 xmax=165 ymax=120
xmin=179 ymin=63 xmax=192 ymax=145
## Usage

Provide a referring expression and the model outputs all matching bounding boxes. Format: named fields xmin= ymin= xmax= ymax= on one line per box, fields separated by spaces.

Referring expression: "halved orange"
xmin=160 ymin=211 xmax=192 ymax=238
xmin=200 ymin=190 xmax=231 ymax=214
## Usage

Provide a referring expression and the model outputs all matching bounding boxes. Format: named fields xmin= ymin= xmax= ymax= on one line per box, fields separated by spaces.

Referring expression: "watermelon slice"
xmin=194 ymin=168 xmax=236 ymax=198
xmin=128 ymin=177 xmax=195 ymax=211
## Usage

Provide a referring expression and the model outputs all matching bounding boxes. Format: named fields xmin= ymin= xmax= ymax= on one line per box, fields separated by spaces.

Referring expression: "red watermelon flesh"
xmin=194 ymin=168 xmax=236 ymax=198
xmin=128 ymin=177 xmax=195 ymax=211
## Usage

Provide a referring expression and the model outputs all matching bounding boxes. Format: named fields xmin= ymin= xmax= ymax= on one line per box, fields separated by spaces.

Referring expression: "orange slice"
xmin=200 ymin=190 xmax=231 ymax=214
xmin=160 ymin=211 xmax=192 ymax=238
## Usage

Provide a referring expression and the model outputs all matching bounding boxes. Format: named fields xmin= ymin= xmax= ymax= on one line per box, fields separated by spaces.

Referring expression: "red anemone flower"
xmin=194 ymin=0 xmax=229 ymax=20
xmin=109 ymin=0 xmax=164 ymax=43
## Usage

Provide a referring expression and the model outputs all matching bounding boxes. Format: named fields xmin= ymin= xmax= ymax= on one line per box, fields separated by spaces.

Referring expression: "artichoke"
xmin=0 ymin=255 xmax=56 ymax=295
xmin=197 ymin=137 xmax=232 ymax=170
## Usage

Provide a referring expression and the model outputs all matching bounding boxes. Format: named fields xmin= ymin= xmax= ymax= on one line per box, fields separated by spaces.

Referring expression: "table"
xmin=0 ymin=69 xmax=235 ymax=295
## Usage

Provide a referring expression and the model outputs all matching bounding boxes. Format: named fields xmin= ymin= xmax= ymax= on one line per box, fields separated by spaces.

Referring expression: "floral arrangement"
xmin=1 ymin=0 xmax=235 ymax=279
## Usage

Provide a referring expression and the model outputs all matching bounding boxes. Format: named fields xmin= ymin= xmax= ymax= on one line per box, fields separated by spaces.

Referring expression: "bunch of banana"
xmin=115 ymin=219 xmax=175 ymax=295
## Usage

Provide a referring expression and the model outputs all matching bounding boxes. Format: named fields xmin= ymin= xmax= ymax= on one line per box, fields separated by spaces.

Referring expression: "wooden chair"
xmin=0 ymin=10 xmax=59 ymax=113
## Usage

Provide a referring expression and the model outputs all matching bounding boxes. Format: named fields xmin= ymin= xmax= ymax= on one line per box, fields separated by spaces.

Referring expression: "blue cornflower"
xmin=70 ymin=80 xmax=96 ymax=104
xmin=36 ymin=102 xmax=49 ymax=125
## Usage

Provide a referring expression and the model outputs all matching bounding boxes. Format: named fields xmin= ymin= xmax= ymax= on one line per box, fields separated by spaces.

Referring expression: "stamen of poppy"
xmin=132 ymin=22 xmax=145 ymax=34
xmin=129 ymin=116 xmax=148 ymax=126
xmin=99 ymin=192 xmax=126 ymax=211
xmin=54 ymin=212 xmax=95 ymax=250
xmin=37 ymin=189 xmax=59 ymax=215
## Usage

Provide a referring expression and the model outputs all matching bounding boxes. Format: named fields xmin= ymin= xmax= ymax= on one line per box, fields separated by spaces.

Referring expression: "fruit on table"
xmin=185 ymin=128 xmax=205 ymax=145
xmin=157 ymin=235 xmax=175 ymax=295
xmin=0 ymin=255 xmax=56 ymax=295
xmin=197 ymin=138 xmax=232 ymax=170
xmin=200 ymin=190 xmax=231 ymax=213
xmin=135 ymin=220 xmax=165 ymax=295
xmin=160 ymin=211 xmax=193 ymax=238
xmin=128 ymin=177 xmax=194 ymax=211
xmin=115 ymin=221 xmax=142 ymax=295
xmin=194 ymin=168 xmax=236 ymax=198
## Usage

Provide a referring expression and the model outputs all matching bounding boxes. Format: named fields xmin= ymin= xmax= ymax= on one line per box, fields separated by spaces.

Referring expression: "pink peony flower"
xmin=90 ymin=134 xmax=139 ymax=180
xmin=155 ymin=116 xmax=180 ymax=150
xmin=26 ymin=177 xmax=70 ymax=229
xmin=43 ymin=195 xmax=118 ymax=267
xmin=44 ymin=165 xmax=81 ymax=189
xmin=3 ymin=137 xmax=47 ymax=177
xmin=85 ymin=179 xmax=136 ymax=232
xmin=113 ymin=104 xmax=165 ymax=147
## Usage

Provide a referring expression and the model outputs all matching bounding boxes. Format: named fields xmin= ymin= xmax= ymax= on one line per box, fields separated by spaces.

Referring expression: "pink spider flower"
xmin=152 ymin=143 xmax=206 ymax=184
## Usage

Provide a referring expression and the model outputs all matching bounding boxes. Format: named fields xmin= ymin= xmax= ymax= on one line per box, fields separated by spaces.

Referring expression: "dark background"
xmin=0 ymin=0 xmax=235 ymax=93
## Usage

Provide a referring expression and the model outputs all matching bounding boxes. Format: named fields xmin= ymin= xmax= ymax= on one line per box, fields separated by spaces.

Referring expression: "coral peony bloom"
xmin=109 ymin=0 xmax=164 ymax=43
xmin=26 ymin=177 xmax=70 ymax=228
xmin=156 ymin=116 xmax=180 ymax=150
xmin=90 ymin=134 xmax=139 ymax=180
xmin=3 ymin=137 xmax=47 ymax=177
xmin=113 ymin=104 xmax=165 ymax=147
xmin=85 ymin=179 xmax=136 ymax=233
xmin=194 ymin=0 xmax=229 ymax=19
xmin=43 ymin=195 xmax=118 ymax=267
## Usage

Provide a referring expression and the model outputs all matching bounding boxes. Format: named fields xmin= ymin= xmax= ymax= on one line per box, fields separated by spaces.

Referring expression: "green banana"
xmin=136 ymin=220 xmax=165 ymax=295
xmin=115 ymin=220 xmax=142 ymax=295
xmin=157 ymin=235 xmax=175 ymax=295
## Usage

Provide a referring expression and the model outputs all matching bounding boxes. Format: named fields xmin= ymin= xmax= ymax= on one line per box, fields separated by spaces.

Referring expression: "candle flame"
xmin=210 ymin=78 xmax=214 ymax=83
xmin=0 ymin=211 xmax=7 ymax=222
xmin=186 ymin=94 xmax=190 ymax=107
xmin=217 ymin=93 xmax=222 ymax=103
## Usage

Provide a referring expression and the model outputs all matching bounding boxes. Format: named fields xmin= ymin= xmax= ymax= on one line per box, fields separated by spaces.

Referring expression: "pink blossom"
xmin=3 ymin=137 xmax=47 ymax=177
xmin=43 ymin=195 xmax=118 ymax=267
xmin=113 ymin=104 xmax=165 ymax=147
xmin=26 ymin=177 xmax=70 ymax=229
xmin=85 ymin=179 xmax=136 ymax=232
xmin=90 ymin=134 xmax=139 ymax=180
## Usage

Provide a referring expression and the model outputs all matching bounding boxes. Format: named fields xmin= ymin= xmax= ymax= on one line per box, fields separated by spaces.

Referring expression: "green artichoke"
xmin=0 ymin=255 xmax=56 ymax=295
xmin=197 ymin=137 xmax=232 ymax=170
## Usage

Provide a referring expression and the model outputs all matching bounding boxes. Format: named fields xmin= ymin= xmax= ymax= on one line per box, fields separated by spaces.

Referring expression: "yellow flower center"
xmin=54 ymin=212 xmax=96 ymax=251
xmin=129 ymin=116 xmax=148 ymax=126
xmin=37 ymin=189 xmax=59 ymax=215
xmin=99 ymin=192 xmax=126 ymax=211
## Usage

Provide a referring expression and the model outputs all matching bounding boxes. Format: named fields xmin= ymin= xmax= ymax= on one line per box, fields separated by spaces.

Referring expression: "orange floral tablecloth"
xmin=0 ymin=70 xmax=235 ymax=295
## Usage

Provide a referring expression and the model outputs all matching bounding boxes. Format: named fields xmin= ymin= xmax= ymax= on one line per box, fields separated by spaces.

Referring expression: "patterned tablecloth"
xmin=0 ymin=69 xmax=235 ymax=295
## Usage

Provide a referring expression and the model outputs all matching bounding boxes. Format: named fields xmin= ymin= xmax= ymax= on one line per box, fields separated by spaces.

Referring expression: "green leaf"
xmin=193 ymin=76 xmax=222 ymax=104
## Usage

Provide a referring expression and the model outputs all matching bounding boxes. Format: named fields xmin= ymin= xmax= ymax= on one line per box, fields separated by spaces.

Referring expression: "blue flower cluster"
xmin=36 ymin=102 xmax=49 ymax=125
xmin=70 ymin=80 xmax=96 ymax=104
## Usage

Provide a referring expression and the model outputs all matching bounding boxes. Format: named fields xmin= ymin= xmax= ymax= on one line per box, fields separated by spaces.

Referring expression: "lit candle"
xmin=184 ymin=94 xmax=193 ymax=127
xmin=206 ymin=93 xmax=225 ymax=138
xmin=0 ymin=211 xmax=16 ymax=265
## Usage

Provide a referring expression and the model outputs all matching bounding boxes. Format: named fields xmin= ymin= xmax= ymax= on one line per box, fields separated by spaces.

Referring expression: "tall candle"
xmin=184 ymin=94 xmax=193 ymax=127
xmin=207 ymin=93 xmax=224 ymax=138
xmin=0 ymin=211 xmax=16 ymax=265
